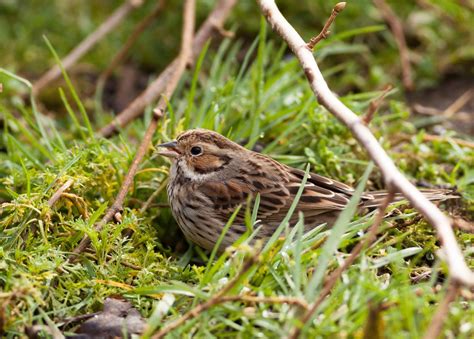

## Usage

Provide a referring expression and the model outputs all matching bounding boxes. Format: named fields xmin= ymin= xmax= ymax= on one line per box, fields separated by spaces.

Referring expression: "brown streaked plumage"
xmin=158 ymin=128 xmax=455 ymax=252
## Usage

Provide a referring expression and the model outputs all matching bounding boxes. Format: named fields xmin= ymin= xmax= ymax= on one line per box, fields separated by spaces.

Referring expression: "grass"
xmin=1 ymin=1 xmax=474 ymax=338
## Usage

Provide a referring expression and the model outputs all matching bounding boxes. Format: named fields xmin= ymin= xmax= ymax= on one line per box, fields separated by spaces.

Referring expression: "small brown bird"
xmin=158 ymin=129 xmax=453 ymax=252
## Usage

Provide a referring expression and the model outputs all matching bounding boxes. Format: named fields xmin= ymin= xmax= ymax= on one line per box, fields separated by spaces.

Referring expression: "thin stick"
xmin=289 ymin=191 xmax=394 ymax=339
xmin=423 ymin=281 xmax=460 ymax=339
xmin=151 ymin=254 xmax=259 ymax=338
xmin=69 ymin=0 xmax=195 ymax=259
xmin=98 ymin=0 xmax=166 ymax=86
xmin=397 ymin=133 xmax=474 ymax=149
xmin=32 ymin=0 xmax=143 ymax=95
xmin=257 ymin=0 xmax=474 ymax=287
xmin=443 ymin=88 xmax=473 ymax=118
xmin=47 ymin=179 xmax=74 ymax=207
xmin=373 ymin=0 xmax=414 ymax=91
xmin=412 ymin=89 xmax=473 ymax=118
xmin=362 ymin=84 xmax=393 ymax=124
xmin=98 ymin=0 xmax=237 ymax=138
xmin=307 ymin=2 xmax=346 ymax=50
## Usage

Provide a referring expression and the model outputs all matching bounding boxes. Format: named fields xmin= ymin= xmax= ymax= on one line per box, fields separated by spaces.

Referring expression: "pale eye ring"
xmin=190 ymin=146 xmax=202 ymax=156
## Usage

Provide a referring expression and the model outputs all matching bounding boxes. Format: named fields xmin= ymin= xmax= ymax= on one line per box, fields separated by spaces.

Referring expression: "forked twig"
xmin=69 ymin=0 xmax=196 ymax=259
xmin=98 ymin=0 xmax=237 ymax=138
xmin=257 ymin=0 xmax=474 ymax=289
xmin=372 ymin=0 xmax=414 ymax=90
xmin=307 ymin=2 xmax=346 ymax=49
xmin=423 ymin=281 xmax=460 ymax=339
xmin=289 ymin=191 xmax=394 ymax=339
xmin=33 ymin=0 xmax=143 ymax=95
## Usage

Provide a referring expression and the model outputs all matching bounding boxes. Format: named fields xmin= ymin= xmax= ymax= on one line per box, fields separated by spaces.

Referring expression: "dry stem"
xmin=289 ymin=191 xmax=394 ymax=339
xmin=257 ymin=0 xmax=474 ymax=288
xmin=32 ymin=0 xmax=143 ymax=95
xmin=423 ymin=281 xmax=460 ymax=339
xmin=99 ymin=0 xmax=237 ymax=138
xmin=47 ymin=179 xmax=74 ymax=207
xmin=442 ymin=88 xmax=473 ymax=118
xmin=307 ymin=2 xmax=346 ymax=49
xmin=69 ymin=0 xmax=195 ymax=259
xmin=151 ymin=253 xmax=259 ymax=338
xmin=397 ymin=133 xmax=474 ymax=150
xmin=362 ymin=84 xmax=392 ymax=124
xmin=373 ymin=0 xmax=414 ymax=90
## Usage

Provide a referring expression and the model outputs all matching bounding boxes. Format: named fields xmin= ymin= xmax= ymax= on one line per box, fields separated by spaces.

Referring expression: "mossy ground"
xmin=0 ymin=1 xmax=473 ymax=337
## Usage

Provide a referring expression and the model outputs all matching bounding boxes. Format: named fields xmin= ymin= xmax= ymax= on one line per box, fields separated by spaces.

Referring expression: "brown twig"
xmin=373 ymin=0 xmax=414 ymax=91
xmin=452 ymin=218 xmax=474 ymax=234
xmin=362 ymin=84 xmax=393 ymax=124
xmin=32 ymin=0 xmax=144 ymax=96
xmin=98 ymin=0 xmax=237 ymax=138
xmin=423 ymin=280 xmax=461 ymax=339
xmin=397 ymin=133 xmax=474 ymax=149
xmin=151 ymin=253 xmax=259 ymax=338
xmin=257 ymin=0 xmax=474 ymax=287
xmin=47 ymin=179 xmax=74 ymax=207
xmin=307 ymin=2 xmax=346 ymax=49
xmin=69 ymin=0 xmax=195 ymax=259
xmin=289 ymin=191 xmax=394 ymax=339
xmin=412 ymin=89 xmax=473 ymax=118
xmin=97 ymin=0 xmax=166 ymax=87
xmin=443 ymin=88 xmax=473 ymax=118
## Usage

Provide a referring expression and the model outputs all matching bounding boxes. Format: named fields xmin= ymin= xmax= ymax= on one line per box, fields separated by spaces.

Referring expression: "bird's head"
xmin=157 ymin=129 xmax=245 ymax=181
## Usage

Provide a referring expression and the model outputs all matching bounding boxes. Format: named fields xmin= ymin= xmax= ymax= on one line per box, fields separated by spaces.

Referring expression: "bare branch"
xmin=423 ymin=281 xmax=460 ymax=339
xmin=256 ymin=0 xmax=474 ymax=287
xmin=32 ymin=0 xmax=143 ymax=95
xmin=151 ymin=253 xmax=259 ymax=338
xmin=307 ymin=2 xmax=346 ymax=49
xmin=98 ymin=0 xmax=166 ymax=86
xmin=289 ymin=191 xmax=395 ymax=339
xmin=372 ymin=0 xmax=414 ymax=90
xmin=69 ymin=0 xmax=195 ymax=259
xmin=98 ymin=0 xmax=237 ymax=138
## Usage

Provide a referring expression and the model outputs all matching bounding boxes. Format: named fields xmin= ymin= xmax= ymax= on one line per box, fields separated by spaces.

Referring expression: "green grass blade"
xmin=59 ymin=87 xmax=87 ymax=140
xmin=43 ymin=36 xmax=94 ymax=139
xmin=185 ymin=40 xmax=210 ymax=127
xmin=202 ymin=205 xmax=242 ymax=286
xmin=262 ymin=163 xmax=310 ymax=254
xmin=305 ymin=162 xmax=374 ymax=300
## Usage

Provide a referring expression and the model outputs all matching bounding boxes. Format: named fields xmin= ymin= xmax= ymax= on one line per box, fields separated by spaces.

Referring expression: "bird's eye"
xmin=190 ymin=146 xmax=202 ymax=156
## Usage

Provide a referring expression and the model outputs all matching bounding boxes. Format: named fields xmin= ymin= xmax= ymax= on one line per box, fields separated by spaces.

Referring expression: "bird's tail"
xmin=361 ymin=188 xmax=459 ymax=209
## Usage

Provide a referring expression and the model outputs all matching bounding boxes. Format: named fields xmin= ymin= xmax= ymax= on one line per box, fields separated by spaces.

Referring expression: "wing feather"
xmin=197 ymin=155 xmax=357 ymax=227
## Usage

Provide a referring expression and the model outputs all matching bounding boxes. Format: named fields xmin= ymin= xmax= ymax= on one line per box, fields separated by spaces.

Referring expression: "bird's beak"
xmin=157 ymin=140 xmax=179 ymax=158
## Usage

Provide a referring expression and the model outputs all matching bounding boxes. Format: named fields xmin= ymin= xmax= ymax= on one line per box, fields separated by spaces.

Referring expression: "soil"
xmin=407 ymin=75 xmax=474 ymax=136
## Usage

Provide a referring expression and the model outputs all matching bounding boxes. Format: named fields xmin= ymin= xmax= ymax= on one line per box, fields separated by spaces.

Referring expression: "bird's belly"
xmin=167 ymin=182 xmax=240 ymax=251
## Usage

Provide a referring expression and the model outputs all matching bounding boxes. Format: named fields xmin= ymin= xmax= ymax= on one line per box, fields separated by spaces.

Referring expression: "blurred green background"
xmin=1 ymin=0 xmax=473 ymax=101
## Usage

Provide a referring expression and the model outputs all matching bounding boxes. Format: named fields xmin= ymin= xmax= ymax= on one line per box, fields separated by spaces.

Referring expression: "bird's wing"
xmin=198 ymin=154 xmax=357 ymax=228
